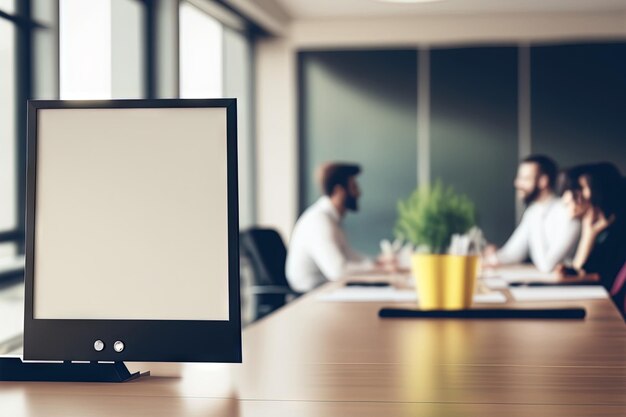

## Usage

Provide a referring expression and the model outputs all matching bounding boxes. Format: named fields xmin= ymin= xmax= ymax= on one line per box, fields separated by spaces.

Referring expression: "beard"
xmin=522 ymin=185 xmax=541 ymax=206
xmin=345 ymin=194 xmax=359 ymax=212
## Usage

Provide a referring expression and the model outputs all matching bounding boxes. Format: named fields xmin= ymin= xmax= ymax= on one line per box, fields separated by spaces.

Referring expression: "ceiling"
xmin=275 ymin=0 xmax=626 ymax=19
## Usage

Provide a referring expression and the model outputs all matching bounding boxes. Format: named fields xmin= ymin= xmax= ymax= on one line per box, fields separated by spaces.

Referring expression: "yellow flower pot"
xmin=411 ymin=254 xmax=479 ymax=310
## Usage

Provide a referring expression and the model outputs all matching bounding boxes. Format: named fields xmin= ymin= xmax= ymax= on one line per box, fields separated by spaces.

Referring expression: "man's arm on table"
xmin=493 ymin=213 xmax=531 ymax=265
xmin=529 ymin=217 xmax=581 ymax=272
xmin=308 ymin=220 xmax=374 ymax=281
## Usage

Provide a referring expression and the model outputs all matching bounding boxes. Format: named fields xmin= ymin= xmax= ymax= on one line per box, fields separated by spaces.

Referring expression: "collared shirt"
xmin=496 ymin=195 xmax=581 ymax=272
xmin=286 ymin=196 xmax=374 ymax=292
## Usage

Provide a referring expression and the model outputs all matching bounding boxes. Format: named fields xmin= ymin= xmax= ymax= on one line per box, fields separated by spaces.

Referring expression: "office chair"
xmin=239 ymin=228 xmax=300 ymax=322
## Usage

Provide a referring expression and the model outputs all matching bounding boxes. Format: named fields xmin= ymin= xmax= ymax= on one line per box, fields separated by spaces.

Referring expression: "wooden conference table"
xmin=2 ymin=268 xmax=625 ymax=416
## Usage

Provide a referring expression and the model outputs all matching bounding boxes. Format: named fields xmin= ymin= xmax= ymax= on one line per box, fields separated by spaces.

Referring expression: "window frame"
xmin=0 ymin=1 xmax=47 ymax=263
xmin=0 ymin=0 xmax=259 ymax=275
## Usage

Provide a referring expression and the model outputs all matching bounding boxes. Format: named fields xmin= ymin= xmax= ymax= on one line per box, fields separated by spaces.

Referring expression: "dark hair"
xmin=559 ymin=162 xmax=624 ymax=218
xmin=557 ymin=165 xmax=587 ymax=196
xmin=522 ymin=154 xmax=558 ymax=189
xmin=318 ymin=162 xmax=361 ymax=196
xmin=581 ymin=162 xmax=624 ymax=218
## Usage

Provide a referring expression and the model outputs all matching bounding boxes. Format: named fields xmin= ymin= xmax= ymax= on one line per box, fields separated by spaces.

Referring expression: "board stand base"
xmin=0 ymin=357 xmax=149 ymax=382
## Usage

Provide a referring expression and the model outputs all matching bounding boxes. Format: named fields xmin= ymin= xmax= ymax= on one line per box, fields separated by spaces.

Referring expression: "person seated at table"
xmin=484 ymin=155 xmax=580 ymax=272
xmin=556 ymin=163 xmax=626 ymax=291
xmin=286 ymin=162 xmax=383 ymax=292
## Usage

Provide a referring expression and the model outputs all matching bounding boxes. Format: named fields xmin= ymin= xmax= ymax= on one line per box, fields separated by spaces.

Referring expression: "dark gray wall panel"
xmin=299 ymin=50 xmax=418 ymax=255
xmin=430 ymin=47 xmax=519 ymax=246
xmin=531 ymin=43 xmax=626 ymax=173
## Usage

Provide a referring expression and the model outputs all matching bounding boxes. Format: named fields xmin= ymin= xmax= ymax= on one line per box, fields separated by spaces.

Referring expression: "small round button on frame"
xmin=93 ymin=340 xmax=105 ymax=352
xmin=113 ymin=341 xmax=125 ymax=353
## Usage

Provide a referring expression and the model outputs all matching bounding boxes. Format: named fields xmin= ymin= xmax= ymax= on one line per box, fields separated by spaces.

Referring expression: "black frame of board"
xmin=22 ymin=99 xmax=242 ymax=363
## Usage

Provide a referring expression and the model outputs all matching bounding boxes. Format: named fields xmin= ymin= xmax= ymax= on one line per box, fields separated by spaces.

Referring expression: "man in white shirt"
xmin=286 ymin=163 xmax=378 ymax=292
xmin=486 ymin=155 xmax=580 ymax=272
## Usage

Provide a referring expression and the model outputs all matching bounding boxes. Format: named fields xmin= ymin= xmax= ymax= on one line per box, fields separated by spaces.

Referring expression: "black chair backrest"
xmin=240 ymin=228 xmax=290 ymax=288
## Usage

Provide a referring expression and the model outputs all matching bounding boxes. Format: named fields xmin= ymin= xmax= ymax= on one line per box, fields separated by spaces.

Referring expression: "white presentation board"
xmin=33 ymin=107 xmax=230 ymax=321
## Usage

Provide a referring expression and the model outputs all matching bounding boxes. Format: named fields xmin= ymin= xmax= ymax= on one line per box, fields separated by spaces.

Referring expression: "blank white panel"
xmin=34 ymin=107 xmax=230 ymax=320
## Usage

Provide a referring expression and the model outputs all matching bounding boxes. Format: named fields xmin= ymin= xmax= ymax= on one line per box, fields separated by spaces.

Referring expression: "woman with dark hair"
xmin=558 ymin=163 xmax=626 ymax=293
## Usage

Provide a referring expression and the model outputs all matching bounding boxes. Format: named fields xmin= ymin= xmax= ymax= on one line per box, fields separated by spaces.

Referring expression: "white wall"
xmin=255 ymin=11 xmax=626 ymax=241
xmin=255 ymin=38 xmax=297 ymax=240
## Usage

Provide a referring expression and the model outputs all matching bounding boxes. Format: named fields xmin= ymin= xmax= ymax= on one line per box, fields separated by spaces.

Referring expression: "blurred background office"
xmin=1 ymin=0 xmax=625 ymax=337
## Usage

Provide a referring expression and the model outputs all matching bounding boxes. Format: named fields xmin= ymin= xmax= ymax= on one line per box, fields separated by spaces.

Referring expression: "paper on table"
xmin=317 ymin=287 xmax=507 ymax=304
xmin=491 ymin=268 xmax=557 ymax=282
xmin=480 ymin=277 xmax=509 ymax=290
xmin=510 ymin=286 xmax=607 ymax=302
xmin=473 ymin=292 xmax=507 ymax=303
xmin=317 ymin=287 xmax=417 ymax=303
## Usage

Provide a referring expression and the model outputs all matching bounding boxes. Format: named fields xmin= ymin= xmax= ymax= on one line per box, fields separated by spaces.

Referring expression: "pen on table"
xmin=345 ymin=281 xmax=391 ymax=287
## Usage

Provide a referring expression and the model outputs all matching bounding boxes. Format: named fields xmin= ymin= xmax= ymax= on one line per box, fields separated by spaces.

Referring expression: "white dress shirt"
xmin=286 ymin=196 xmax=375 ymax=292
xmin=496 ymin=195 xmax=580 ymax=272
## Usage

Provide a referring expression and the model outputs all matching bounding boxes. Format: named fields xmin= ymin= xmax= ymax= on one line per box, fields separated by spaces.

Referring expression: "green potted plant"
xmin=394 ymin=181 xmax=479 ymax=310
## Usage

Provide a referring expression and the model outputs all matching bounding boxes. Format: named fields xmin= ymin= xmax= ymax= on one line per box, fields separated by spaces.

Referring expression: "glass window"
xmin=111 ymin=0 xmax=145 ymax=98
xmin=59 ymin=0 xmax=112 ymax=99
xmin=224 ymin=28 xmax=254 ymax=227
xmin=60 ymin=0 xmax=145 ymax=100
xmin=300 ymin=51 xmax=418 ymax=255
xmin=179 ymin=2 xmax=223 ymax=98
xmin=33 ymin=0 xmax=61 ymax=99
xmin=0 ymin=20 xmax=16 ymax=234
xmin=0 ymin=0 xmax=14 ymax=13
xmin=0 ymin=5 xmax=20 ymax=353
xmin=0 ymin=242 xmax=17 ymax=258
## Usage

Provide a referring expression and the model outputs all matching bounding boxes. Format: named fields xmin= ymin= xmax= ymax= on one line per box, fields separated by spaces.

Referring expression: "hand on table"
xmin=481 ymin=244 xmax=500 ymax=267
xmin=375 ymin=255 xmax=401 ymax=273
xmin=554 ymin=263 xmax=600 ymax=283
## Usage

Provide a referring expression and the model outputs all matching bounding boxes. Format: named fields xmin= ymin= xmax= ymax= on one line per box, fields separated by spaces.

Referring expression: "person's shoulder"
xmin=297 ymin=200 xmax=334 ymax=227
xmin=290 ymin=205 xmax=319 ymax=243
xmin=548 ymin=198 xmax=572 ymax=217
xmin=519 ymin=202 xmax=538 ymax=220
xmin=547 ymin=198 xmax=580 ymax=228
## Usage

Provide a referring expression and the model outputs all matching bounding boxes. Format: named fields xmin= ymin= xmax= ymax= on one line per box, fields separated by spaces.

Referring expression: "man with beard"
xmin=485 ymin=155 xmax=580 ymax=272
xmin=286 ymin=162 xmax=378 ymax=292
